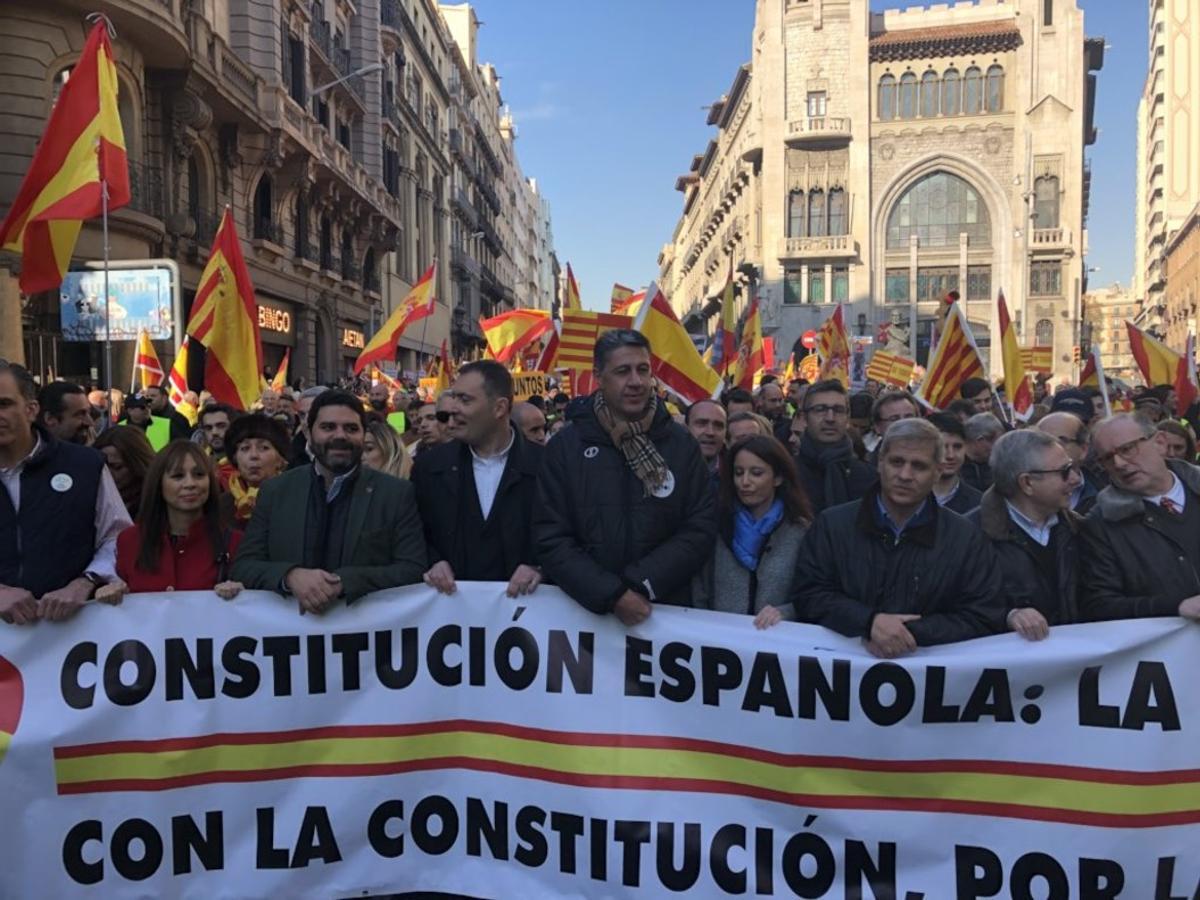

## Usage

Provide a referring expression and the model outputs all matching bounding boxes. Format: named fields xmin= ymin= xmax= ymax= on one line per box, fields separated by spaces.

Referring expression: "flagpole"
xmin=102 ymin=177 xmax=113 ymax=391
xmin=415 ymin=257 xmax=437 ymax=374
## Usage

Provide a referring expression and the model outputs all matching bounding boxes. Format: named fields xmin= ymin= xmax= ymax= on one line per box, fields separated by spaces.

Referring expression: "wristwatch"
xmin=81 ymin=571 xmax=103 ymax=596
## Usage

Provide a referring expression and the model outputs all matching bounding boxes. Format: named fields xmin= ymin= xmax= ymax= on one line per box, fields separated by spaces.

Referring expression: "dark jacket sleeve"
xmin=169 ymin=412 xmax=191 ymax=442
xmin=334 ymin=479 xmax=428 ymax=601
xmin=789 ymin=512 xmax=878 ymax=638
xmin=534 ymin=437 xmax=626 ymax=614
xmin=906 ymin=527 xmax=1005 ymax=646
xmin=1078 ymin=513 xmax=1180 ymax=620
xmin=621 ymin=440 xmax=717 ymax=603
xmin=229 ymin=477 xmax=294 ymax=592
xmin=408 ymin=453 xmax=443 ymax=568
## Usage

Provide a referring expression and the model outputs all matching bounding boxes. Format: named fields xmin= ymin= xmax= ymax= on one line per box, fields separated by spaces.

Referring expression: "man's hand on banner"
xmin=1008 ymin=607 xmax=1051 ymax=641
xmin=614 ymin=590 xmax=651 ymax=627
xmin=867 ymin=613 xmax=921 ymax=658
xmin=214 ymin=581 xmax=244 ymax=601
xmin=423 ymin=561 xmax=457 ymax=595
xmin=94 ymin=580 xmax=129 ymax=605
xmin=0 ymin=585 xmax=37 ymax=625
xmin=38 ymin=578 xmax=93 ymax=622
xmin=285 ymin=568 xmax=342 ymax=614
xmin=1178 ymin=595 xmax=1200 ymax=621
xmin=753 ymin=606 xmax=783 ymax=630
xmin=505 ymin=564 xmax=542 ymax=598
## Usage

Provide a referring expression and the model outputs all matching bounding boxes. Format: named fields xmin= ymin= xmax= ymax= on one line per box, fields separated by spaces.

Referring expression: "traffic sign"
xmin=801 ymin=329 xmax=818 ymax=350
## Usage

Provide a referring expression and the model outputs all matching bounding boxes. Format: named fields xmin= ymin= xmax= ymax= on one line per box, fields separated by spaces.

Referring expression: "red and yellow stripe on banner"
xmin=52 ymin=719 xmax=1200 ymax=828
xmin=558 ymin=310 xmax=633 ymax=371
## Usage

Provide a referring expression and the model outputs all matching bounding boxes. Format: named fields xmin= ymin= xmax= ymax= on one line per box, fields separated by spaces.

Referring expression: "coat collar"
xmin=1094 ymin=459 xmax=1200 ymax=522
xmin=854 ymin=485 xmax=939 ymax=547
xmin=977 ymin=486 xmax=1079 ymax=541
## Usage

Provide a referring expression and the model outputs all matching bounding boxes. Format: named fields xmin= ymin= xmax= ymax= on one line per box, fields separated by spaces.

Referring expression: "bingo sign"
xmin=59 ymin=268 xmax=173 ymax=342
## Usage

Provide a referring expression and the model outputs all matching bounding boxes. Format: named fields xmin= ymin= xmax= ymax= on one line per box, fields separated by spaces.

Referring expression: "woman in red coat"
xmin=98 ymin=440 xmax=243 ymax=600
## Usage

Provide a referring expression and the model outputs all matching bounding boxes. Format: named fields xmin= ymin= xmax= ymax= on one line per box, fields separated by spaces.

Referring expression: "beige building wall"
xmin=1083 ymin=283 xmax=1138 ymax=382
xmin=1164 ymin=203 xmax=1200 ymax=348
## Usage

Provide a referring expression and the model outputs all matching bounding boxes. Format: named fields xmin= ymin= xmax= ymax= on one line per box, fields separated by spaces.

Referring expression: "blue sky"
xmin=469 ymin=0 xmax=1143 ymax=308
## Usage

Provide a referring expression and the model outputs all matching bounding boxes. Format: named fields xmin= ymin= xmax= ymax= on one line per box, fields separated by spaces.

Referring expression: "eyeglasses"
xmin=1025 ymin=463 xmax=1078 ymax=482
xmin=435 ymin=411 xmax=452 ymax=423
xmin=1097 ymin=435 xmax=1150 ymax=466
xmin=803 ymin=404 xmax=848 ymax=417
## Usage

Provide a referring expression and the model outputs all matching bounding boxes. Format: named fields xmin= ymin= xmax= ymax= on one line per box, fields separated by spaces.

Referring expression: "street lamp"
xmin=311 ymin=63 xmax=383 ymax=98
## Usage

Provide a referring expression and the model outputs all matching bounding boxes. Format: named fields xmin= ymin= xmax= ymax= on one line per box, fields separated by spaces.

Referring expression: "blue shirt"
xmin=874 ymin=495 xmax=931 ymax=543
xmin=1004 ymin=501 xmax=1056 ymax=547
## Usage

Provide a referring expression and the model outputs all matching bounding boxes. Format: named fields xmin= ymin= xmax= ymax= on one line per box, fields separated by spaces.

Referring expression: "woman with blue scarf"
xmin=693 ymin=435 xmax=812 ymax=627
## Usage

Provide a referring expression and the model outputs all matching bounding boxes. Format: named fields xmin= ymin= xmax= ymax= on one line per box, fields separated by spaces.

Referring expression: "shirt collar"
xmin=470 ymin=426 xmax=516 ymax=464
xmin=313 ymin=463 xmax=359 ymax=502
xmin=1144 ymin=473 xmax=1186 ymax=510
xmin=0 ymin=432 xmax=41 ymax=475
xmin=934 ymin=478 xmax=960 ymax=506
xmin=1004 ymin=500 xmax=1056 ymax=547
xmin=874 ymin=494 xmax=931 ymax=540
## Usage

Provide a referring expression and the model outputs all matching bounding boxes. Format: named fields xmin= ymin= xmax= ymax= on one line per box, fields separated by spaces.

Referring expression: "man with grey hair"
xmin=961 ymin=412 xmax=1004 ymax=492
xmin=972 ymin=429 xmax=1083 ymax=640
xmin=1036 ymin=411 xmax=1100 ymax=514
xmin=792 ymin=417 xmax=1003 ymax=657
xmin=1080 ymin=413 xmax=1200 ymax=622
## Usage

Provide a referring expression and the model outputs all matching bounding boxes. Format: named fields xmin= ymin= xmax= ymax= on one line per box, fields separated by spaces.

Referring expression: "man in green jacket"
xmin=232 ymin=390 xmax=427 ymax=612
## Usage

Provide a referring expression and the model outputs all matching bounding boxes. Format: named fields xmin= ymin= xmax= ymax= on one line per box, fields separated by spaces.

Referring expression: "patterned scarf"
xmin=593 ymin=392 xmax=670 ymax=495
xmin=227 ymin=474 xmax=259 ymax=523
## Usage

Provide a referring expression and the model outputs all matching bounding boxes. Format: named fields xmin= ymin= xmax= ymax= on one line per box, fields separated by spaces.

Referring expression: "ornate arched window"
xmin=963 ymin=67 xmax=983 ymax=114
xmin=828 ymin=188 xmax=848 ymax=236
xmin=985 ymin=65 xmax=1004 ymax=113
xmin=878 ymin=74 xmax=897 ymax=121
xmin=1035 ymin=318 xmax=1054 ymax=347
xmin=899 ymin=73 xmax=917 ymax=119
xmin=787 ymin=190 xmax=805 ymax=237
xmin=920 ymin=71 xmax=939 ymax=117
xmin=941 ymin=68 xmax=961 ymax=116
xmin=886 ymin=171 xmax=991 ymax=249
xmin=807 ymin=188 xmax=826 ymax=237
xmin=1034 ymin=175 xmax=1060 ymax=229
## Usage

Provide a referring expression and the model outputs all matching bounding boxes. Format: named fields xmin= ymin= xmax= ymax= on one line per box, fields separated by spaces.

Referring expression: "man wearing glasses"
xmin=793 ymin=379 xmax=876 ymax=514
xmin=972 ymin=429 xmax=1083 ymax=641
xmin=1080 ymin=414 xmax=1200 ymax=623
xmin=864 ymin=390 xmax=918 ymax=462
xmin=1036 ymin=410 xmax=1101 ymax=514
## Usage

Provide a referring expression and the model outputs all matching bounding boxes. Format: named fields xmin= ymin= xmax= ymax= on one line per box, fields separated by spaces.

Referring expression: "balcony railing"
xmin=1031 ymin=227 xmax=1071 ymax=247
xmin=777 ymin=235 xmax=853 ymax=259
xmin=253 ymin=219 xmax=283 ymax=246
xmin=342 ymin=261 xmax=361 ymax=284
xmin=128 ymin=161 xmax=165 ymax=219
xmin=450 ymin=244 xmax=480 ymax=279
xmin=786 ymin=116 xmax=852 ymax=144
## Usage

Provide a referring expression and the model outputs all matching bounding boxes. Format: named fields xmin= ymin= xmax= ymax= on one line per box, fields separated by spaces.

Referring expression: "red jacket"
xmin=115 ymin=520 xmax=242 ymax=593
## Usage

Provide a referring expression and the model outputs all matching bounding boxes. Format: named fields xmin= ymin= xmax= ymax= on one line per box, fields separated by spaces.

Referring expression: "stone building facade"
xmin=1082 ymin=282 xmax=1138 ymax=383
xmin=660 ymin=0 xmax=1102 ymax=383
xmin=0 ymin=0 xmax=554 ymax=385
xmin=1163 ymin=203 xmax=1200 ymax=350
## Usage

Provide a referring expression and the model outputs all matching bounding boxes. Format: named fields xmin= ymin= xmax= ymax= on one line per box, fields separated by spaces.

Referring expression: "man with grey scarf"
xmin=793 ymin=379 xmax=877 ymax=513
xmin=534 ymin=330 xmax=716 ymax=625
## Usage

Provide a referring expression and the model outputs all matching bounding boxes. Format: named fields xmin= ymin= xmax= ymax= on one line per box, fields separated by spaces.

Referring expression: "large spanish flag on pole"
xmin=998 ymin=291 xmax=1033 ymax=417
xmin=185 ymin=209 xmax=263 ymax=410
xmin=0 ymin=21 xmax=130 ymax=293
xmin=353 ymin=262 xmax=437 ymax=376
xmin=480 ymin=309 xmax=553 ymax=365
xmin=731 ymin=297 xmax=765 ymax=391
xmin=1125 ymin=321 xmax=1198 ymax=413
xmin=710 ymin=263 xmax=738 ymax=378
xmin=916 ymin=302 xmax=986 ymax=410
xmin=634 ymin=283 xmax=724 ymax=403
xmin=132 ymin=328 xmax=164 ymax=392
xmin=270 ymin=348 xmax=291 ymax=393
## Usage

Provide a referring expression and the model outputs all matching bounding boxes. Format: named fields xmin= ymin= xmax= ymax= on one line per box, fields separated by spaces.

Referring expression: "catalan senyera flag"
xmin=1125 ymin=321 xmax=1198 ymax=414
xmin=865 ymin=350 xmax=916 ymax=389
xmin=633 ymin=283 xmax=723 ymax=403
xmin=1021 ymin=346 xmax=1054 ymax=375
xmin=998 ymin=291 xmax=1032 ymax=417
xmin=0 ymin=22 xmax=130 ymax=293
xmin=711 ymin=264 xmax=739 ymax=377
xmin=132 ymin=329 xmax=164 ymax=392
xmin=916 ymin=302 xmax=986 ymax=410
xmin=564 ymin=263 xmax=582 ymax=312
xmin=610 ymin=283 xmax=635 ymax=314
xmin=270 ymin=348 xmax=290 ymax=393
xmin=559 ymin=309 xmax=634 ymax=371
xmin=167 ymin=336 xmax=190 ymax=408
xmin=186 ymin=209 xmax=263 ymax=410
xmin=354 ymin=263 xmax=437 ymax=376
xmin=816 ymin=304 xmax=851 ymax=387
xmin=480 ymin=309 xmax=553 ymax=365
xmin=731 ymin=297 xmax=765 ymax=391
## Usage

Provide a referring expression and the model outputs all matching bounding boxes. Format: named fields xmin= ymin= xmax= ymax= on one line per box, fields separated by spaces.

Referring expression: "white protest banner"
xmin=0 ymin=586 xmax=1197 ymax=898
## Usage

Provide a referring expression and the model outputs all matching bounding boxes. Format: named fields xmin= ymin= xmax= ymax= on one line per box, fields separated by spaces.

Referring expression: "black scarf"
xmin=796 ymin=432 xmax=857 ymax=508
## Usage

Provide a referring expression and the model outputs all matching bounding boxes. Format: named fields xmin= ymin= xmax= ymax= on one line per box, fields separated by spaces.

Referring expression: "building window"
xmin=313 ymin=95 xmax=329 ymax=128
xmin=294 ymin=193 xmax=309 ymax=259
xmin=917 ymin=267 xmax=959 ymax=304
xmin=828 ymin=188 xmax=848 ymax=236
xmin=341 ymin=229 xmax=354 ymax=281
xmin=787 ymin=190 xmax=805 ymax=237
xmin=1035 ymin=318 xmax=1054 ymax=346
xmin=253 ymin=175 xmax=273 ymax=240
xmin=1034 ymin=175 xmax=1060 ymax=229
xmin=808 ymin=268 xmax=825 ymax=304
xmin=784 ymin=270 xmax=803 ymax=305
xmin=885 ymin=269 xmax=909 ymax=304
xmin=337 ymin=119 xmax=351 ymax=150
xmin=287 ymin=32 xmax=306 ymax=105
xmin=807 ymin=189 xmax=826 ymax=237
xmin=1030 ymin=261 xmax=1062 ymax=296
xmin=963 ymin=67 xmax=983 ymax=114
xmin=920 ymin=71 xmax=939 ymax=117
xmin=966 ymin=265 xmax=992 ymax=300
xmin=832 ymin=266 xmax=849 ymax=302
xmin=942 ymin=68 xmax=960 ymax=115
xmin=878 ymin=74 xmax=896 ymax=121
xmin=985 ymin=65 xmax=1004 ymax=113
xmin=51 ymin=67 xmax=72 ymax=107
xmin=1043 ymin=0 xmax=1053 ymax=27
xmin=886 ymin=171 xmax=992 ymax=249
xmin=899 ymin=72 xmax=917 ymax=119
xmin=320 ymin=216 xmax=333 ymax=269
xmin=806 ymin=91 xmax=827 ymax=118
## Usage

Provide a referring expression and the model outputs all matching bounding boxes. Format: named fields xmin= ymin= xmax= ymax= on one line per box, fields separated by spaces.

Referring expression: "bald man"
xmin=512 ymin=401 xmax=548 ymax=445
xmin=1036 ymin=412 xmax=1100 ymax=515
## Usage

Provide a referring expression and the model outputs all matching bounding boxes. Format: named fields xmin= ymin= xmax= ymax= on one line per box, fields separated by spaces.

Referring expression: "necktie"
xmin=1160 ymin=497 xmax=1181 ymax=515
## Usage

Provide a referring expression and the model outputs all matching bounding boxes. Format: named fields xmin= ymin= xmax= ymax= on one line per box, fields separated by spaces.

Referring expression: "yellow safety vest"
xmin=145 ymin=416 xmax=171 ymax=451
xmin=387 ymin=411 xmax=407 ymax=433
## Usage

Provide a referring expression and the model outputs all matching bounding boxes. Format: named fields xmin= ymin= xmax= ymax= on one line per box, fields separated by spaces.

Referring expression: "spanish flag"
xmin=731 ymin=297 xmax=765 ymax=391
xmin=916 ymin=302 xmax=985 ymax=410
xmin=270 ymin=348 xmax=290 ymax=393
xmin=564 ymin=263 xmax=582 ymax=312
xmin=132 ymin=328 xmax=164 ymax=392
xmin=998 ymin=291 xmax=1032 ymax=417
xmin=0 ymin=656 xmax=23 ymax=767
xmin=816 ymin=304 xmax=851 ymax=387
xmin=186 ymin=209 xmax=264 ymax=410
xmin=634 ymin=283 xmax=723 ymax=403
xmin=353 ymin=262 xmax=437 ymax=376
xmin=610 ymin=283 xmax=634 ymax=313
xmin=0 ymin=22 xmax=130 ymax=293
xmin=1079 ymin=345 xmax=1112 ymax=417
xmin=534 ymin=321 xmax=561 ymax=372
xmin=711 ymin=263 xmax=738 ymax=377
xmin=167 ymin=335 xmax=190 ymax=408
xmin=1125 ymin=322 xmax=1199 ymax=415
xmin=480 ymin=309 xmax=553 ymax=365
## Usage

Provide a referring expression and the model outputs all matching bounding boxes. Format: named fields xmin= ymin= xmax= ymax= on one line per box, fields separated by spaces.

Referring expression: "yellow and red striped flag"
xmin=916 ymin=302 xmax=985 ymax=410
xmin=1021 ymin=346 xmax=1054 ymax=375
xmin=354 ymin=262 xmax=437 ymax=376
xmin=370 ymin=366 xmax=402 ymax=393
xmin=865 ymin=350 xmax=916 ymax=388
xmin=799 ymin=352 xmax=820 ymax=382
xmin=480 ymin=309 xmax=553 ymax=365
xmin=185 ymin=209 xmax=264 ymax=410
xmin=270 ymin=348 xmax=290 ymax=393
xmin=711 ymin=263 xmax=739 ymax=378
xmin=732 ymin=298 xmax=765 ymax=391
xmin=534 ymin=321 xmax=561 ymax=372
xmin=817 ymin=304 xmax=851 ymax=386
xmin=132 ymin=328 xmax=164 ymax=392
xmin=1079 ymin=345 xmax=1112 ymax=417
xmin=167 ymin=335 xmax=190 ymax=408
xmin=633 ymin=283 xmax=724 ymax=403
xmin=610 ymin=283 xmax=635 ymax=314
xmin=559 ymin=309 xmax=634 ymax=371
xmin=998 ymin=291 xmax=1032 ymax=417
xmin=564 ymin=263 xmax=582 ymax=311
xmin=1125 ymin=321 xmax=1198 ymax=415
xmin=0 ymin=22 xmax=130 ymax=293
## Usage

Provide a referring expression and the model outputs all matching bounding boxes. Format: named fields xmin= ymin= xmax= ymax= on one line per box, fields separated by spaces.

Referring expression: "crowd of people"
xmin=2 ymin=326 xmax=1199 ymax=658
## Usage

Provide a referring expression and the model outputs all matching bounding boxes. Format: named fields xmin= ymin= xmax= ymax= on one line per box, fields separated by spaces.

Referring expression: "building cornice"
xmin=869 ymin=20 xmax=1022 ymax=63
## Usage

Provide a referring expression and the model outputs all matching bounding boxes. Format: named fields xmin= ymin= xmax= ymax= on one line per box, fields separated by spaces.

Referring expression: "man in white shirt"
xmin=412 ymin=361 xmax=544 ymax=597
xmin=0 ymin=362 xmax=130 ymax=625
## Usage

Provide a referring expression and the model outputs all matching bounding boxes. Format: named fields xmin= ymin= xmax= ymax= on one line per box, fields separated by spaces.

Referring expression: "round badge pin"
xmin=584 ymin=446 xmax=599 ymax=459
xmin=50 ymin=473 xmax=73 ymax=493
xmin=650 ymin=469 xmax=676 ymax=499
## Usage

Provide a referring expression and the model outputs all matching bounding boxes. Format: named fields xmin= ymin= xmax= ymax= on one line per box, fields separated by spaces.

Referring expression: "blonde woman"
xmin=363 ymin=419 xmax=413 ymax=479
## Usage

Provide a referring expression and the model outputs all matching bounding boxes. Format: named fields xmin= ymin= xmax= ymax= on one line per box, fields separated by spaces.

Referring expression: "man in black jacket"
xmin=1079 ymin=414 xmax=1200 ymax=622
xmin=972 ymin=429 xmax=1082 ymax=640
xmin=144 ymin=383 xmax=193 ymax=442
xmin=535 ymin=329 xmax=715 ymax=625
xmin=791 ymin=417 xmax=1004 ymax=657
xmin=793 ymin=379 xmax=876 ymax=513
xmin=961 ymin=412 xmax=1003 ymax=491
xmin=414 ymin=360 xmax=543 ymax=597
xmin=929 ymin=413 xmax=982 ymax=515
